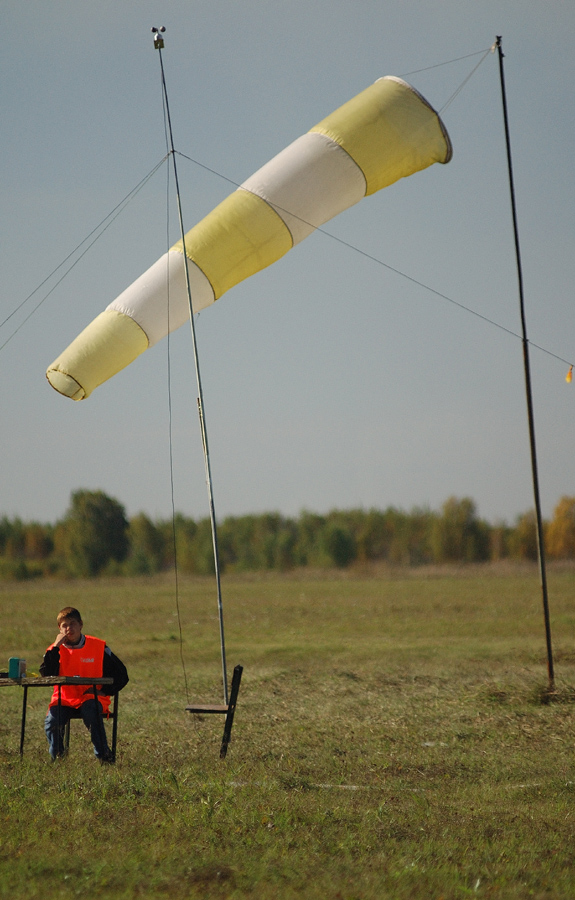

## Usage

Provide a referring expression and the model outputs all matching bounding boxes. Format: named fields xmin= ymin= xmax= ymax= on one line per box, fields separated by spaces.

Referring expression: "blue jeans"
xmin=44 ymin=699 xmax=111 ymax=760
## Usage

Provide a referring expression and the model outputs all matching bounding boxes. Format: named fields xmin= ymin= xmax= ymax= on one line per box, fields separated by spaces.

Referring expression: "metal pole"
xmin=496 ymin=36 xmax=554 ymax=690
xmin=153 ymin=27 xmax=229 ymax=704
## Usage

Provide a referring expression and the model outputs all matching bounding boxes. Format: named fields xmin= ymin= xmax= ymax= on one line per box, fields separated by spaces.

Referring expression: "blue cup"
xmin=9 ymin=657 xmax=21 ymax=678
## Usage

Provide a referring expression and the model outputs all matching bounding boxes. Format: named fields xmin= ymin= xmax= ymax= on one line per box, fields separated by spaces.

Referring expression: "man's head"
xmin=57 ymin=607 xmax=83 ymax=645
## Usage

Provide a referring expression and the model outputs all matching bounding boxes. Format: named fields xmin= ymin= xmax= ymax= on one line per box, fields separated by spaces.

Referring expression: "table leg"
xmin=57 ymin=685 xmax=63 ymax=757
xmin=111 ymin=692 xmax=118 ymax=762
xmin=19 ymin=685 xmax=28 ymax=756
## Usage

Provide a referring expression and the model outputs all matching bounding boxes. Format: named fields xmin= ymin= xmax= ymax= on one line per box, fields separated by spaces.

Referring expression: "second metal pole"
xmin=496 ymin=36 xmax=554 ymax=690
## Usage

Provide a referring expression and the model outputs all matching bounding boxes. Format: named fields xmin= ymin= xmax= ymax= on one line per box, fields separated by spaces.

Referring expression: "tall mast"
xmin=152 ymin=27 xmax=228 ymax=704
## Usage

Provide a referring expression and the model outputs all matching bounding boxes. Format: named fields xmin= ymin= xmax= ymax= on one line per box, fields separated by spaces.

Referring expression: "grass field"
xmin=1 ymin=565 xmax=575 ymax=898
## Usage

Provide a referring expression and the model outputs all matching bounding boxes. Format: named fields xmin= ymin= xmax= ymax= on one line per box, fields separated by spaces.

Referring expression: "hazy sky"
xmin=2 ymin=1 xmax=574 ymax=527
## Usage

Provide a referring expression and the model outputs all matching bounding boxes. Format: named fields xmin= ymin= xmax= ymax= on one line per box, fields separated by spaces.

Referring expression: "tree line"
xmin=2 ymin=490 xmax=575 ymax=580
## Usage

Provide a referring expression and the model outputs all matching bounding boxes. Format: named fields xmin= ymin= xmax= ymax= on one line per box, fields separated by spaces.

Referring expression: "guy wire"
xmin=173 ymin=145 xmax=573 ymax=371
xmin=401 ymin=45 xmax=494 ymax=77
xmin=0 ymin=159 xmax=167 ymax=352
xmin=438 ymin=44 xmax=495 ymax=114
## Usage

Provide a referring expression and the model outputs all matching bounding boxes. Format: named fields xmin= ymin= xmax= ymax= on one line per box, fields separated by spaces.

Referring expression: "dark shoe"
xmin=50 ymin=750 xmax=68 ymax=762
xmin=98 ymin=752 xmax=115 ymax=765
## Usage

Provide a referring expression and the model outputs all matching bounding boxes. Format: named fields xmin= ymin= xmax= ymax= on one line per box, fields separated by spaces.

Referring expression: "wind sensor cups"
xmin=151 ymin=26 xmax=165 ymax=50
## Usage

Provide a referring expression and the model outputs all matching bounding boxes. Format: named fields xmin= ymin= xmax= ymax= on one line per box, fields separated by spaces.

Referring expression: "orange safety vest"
xmin=47 ymin=635 xmax=111 ymax=712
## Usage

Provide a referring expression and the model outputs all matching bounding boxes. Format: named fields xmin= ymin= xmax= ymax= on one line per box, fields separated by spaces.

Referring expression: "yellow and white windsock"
xmin=47 ymin=76 xmax=452 ymax=400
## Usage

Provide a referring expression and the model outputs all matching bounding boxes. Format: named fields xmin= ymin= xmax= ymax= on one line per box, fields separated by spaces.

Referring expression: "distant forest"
xmin=2 ymin=490 xmax=575 ymax=580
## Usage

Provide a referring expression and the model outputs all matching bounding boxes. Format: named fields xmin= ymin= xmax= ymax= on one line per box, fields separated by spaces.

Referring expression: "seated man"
xmin=40 ymin=606 xmax=128 ymax=762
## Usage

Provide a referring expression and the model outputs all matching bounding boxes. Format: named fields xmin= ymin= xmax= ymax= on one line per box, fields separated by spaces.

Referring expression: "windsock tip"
xmin=46 ymin=367 xmax=87 ymax=401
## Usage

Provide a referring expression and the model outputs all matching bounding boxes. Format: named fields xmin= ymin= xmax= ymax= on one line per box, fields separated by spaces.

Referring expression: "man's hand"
xmin=54 ymin=617 xmax=82 ymax=647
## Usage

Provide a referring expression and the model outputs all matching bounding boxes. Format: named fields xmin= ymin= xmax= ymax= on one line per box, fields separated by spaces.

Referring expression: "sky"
xmin=2 ymin=1 xmax=574 ymax=528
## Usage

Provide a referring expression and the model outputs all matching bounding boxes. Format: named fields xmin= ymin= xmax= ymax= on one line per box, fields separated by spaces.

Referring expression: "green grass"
xmin=2 ymin=565 xmax=575 ymax=898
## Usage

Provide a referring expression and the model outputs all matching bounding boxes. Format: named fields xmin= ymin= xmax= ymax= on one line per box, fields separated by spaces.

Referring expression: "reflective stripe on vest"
xmin=48 ymin=635 xmax=111 ymax=712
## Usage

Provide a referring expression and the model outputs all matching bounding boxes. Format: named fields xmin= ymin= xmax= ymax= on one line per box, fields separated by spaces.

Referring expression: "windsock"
xmin=47 ymin=76 xmax=452 ymax=400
